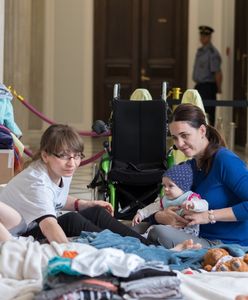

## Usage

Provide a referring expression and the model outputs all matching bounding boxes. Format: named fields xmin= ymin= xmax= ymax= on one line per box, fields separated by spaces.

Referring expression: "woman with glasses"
xmin=0 ymin=124 xmax=152 ymax=244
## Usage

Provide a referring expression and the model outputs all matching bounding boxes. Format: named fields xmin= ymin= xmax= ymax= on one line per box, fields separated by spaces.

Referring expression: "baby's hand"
xmin=181 ymin=200 xmax=194 ymax=211
xmin=132 ymin=213 xmax=143 ymax=226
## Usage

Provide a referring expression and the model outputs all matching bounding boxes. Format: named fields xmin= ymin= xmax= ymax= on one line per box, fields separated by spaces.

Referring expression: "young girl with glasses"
xmin=0 ymin=124 xmax=153 ymax=244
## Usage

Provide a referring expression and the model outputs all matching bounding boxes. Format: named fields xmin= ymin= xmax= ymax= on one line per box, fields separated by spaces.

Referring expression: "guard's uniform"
xmin=193 ymin=26 xmax=222 ymax=125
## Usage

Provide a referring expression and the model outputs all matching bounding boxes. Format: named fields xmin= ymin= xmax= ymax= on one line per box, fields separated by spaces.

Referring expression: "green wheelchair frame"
xmin=90 ymin=143 xmax=175 ymax=215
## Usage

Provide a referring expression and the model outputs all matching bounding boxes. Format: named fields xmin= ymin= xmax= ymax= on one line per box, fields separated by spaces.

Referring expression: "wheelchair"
xmin=88 ymin=84 xmax=173 ymax=220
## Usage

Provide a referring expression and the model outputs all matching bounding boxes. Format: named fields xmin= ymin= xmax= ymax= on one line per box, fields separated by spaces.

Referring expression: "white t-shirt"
xmin=0 ymin=160 xmax=71 ymax=232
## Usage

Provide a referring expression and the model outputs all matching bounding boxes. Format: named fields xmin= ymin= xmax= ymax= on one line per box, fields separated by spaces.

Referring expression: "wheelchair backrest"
xmin=111 ymin=99 xmax=167 ymax=167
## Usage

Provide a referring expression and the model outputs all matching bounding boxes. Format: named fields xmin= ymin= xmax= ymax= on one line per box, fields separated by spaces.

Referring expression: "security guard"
xmin=193 ymin=25 xmax=222 ymax=125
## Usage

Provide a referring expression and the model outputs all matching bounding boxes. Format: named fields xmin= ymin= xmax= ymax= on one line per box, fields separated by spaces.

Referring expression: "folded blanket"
xmin=75 ymin=230 xmax=206 ymax=270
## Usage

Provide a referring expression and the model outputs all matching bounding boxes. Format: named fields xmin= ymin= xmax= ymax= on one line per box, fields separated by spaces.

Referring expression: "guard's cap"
xmin=199 ymin=25 xmax=214 ymax=35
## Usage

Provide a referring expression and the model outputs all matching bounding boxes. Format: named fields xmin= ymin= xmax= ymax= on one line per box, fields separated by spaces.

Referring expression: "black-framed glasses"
xmin=52 ymin=153 xmax=85 ymax=161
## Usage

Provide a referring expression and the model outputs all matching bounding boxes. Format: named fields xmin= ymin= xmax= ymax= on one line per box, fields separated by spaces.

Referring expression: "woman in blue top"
xmin=148 ymin=103 xmax=248 ymax=248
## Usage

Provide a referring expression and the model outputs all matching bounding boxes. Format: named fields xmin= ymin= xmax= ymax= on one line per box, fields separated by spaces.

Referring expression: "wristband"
xmin=74 ymin=199 xmax=80 ymax=212
xmin=208 ymin=210 xmax=216 ymax=224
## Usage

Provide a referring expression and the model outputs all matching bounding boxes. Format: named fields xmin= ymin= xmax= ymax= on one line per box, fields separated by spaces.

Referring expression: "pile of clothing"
xmin=35 ymin=246 xmax=183 ymax=299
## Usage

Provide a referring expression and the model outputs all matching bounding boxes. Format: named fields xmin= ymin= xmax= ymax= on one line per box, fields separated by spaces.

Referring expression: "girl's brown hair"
xmin=32 ymin=124 xmax=84 ymax=161
xmin=169 ymin=103 xmax=226 ymax=173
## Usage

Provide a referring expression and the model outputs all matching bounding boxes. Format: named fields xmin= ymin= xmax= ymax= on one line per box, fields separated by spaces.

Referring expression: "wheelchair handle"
xmin=113 ymin=83 xmax=120 ymax=100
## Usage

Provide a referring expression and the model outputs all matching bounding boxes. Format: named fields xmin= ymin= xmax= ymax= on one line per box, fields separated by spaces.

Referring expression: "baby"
xmin=132 ymin=161 xmax=208 ymax=236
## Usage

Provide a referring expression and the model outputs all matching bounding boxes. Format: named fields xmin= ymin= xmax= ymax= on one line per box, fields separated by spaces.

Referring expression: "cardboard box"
xmin=0 ymin=149 xmax=14 ymax=184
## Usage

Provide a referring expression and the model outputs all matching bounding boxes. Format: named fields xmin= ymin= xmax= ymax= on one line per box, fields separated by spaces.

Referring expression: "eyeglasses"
xmin=52 ymin=153 xmax=85 ymax=161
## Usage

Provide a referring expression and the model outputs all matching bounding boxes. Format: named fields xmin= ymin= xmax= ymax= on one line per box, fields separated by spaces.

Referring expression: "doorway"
xmin=233 ymin=0 xmax=248 ymax=147
xmin=93 ymin=0 xmax=189 ymax=122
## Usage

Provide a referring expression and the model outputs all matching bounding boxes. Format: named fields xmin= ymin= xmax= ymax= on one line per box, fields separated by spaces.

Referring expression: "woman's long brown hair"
xmin=169 ymin=103 xmax=226 ymax=173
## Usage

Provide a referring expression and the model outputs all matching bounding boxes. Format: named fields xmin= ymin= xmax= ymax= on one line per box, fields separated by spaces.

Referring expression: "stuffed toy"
xmin=202 ymin=248 xmax=248 ymax=272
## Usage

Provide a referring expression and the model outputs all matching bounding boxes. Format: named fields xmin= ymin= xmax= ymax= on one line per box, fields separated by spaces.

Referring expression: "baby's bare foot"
xmin=172 ymin=239 xmax=202 ymax=251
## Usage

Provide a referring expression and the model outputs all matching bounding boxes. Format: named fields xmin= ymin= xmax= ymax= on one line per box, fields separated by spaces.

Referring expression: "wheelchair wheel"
xmin=91 ymin=163 xmax=109 ymax=201
xmin=91 ymin=163 xmax=98 ymax=200
xmin=95 ymin=186 xmax=107 ymax=201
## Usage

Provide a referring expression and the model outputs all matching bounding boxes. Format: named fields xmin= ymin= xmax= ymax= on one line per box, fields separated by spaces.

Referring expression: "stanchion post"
xmin=216 ymin=117 xmax=223 ymax=133
xmin=229 ymin=122 xmax=236 ymax=151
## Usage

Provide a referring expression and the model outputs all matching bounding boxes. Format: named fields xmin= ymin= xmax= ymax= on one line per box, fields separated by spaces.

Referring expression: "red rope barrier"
xmin=23 ymin=147 xmax=33 ymax=158
xmin=80 ymin=150 xmax=105 ymax=166
xmin=9 ymin=87 xmax=111 ymax=137
xmin=7 ymin=87 xmax=107 ymax=166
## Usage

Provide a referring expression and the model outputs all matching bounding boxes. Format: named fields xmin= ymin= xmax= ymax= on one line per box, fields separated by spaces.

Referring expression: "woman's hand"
xmin=155 ymin=206 xmax=189 ymax=228
xmin=183 ymin=210 xmax=209 ymax=225
xmin=92 ymin=200 xmax=114 ymax=216
xmin=67 ymin=197 xmax=114 ymax=216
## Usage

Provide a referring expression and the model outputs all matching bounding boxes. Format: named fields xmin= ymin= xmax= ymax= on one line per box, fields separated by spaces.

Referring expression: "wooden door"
xmin=140 ymin=0 xmax=188 ymax=98
xmin=94 ymin=0 xmax=188 ymax=122
xmin=233 ymin=0 xmax=248 ymax=146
